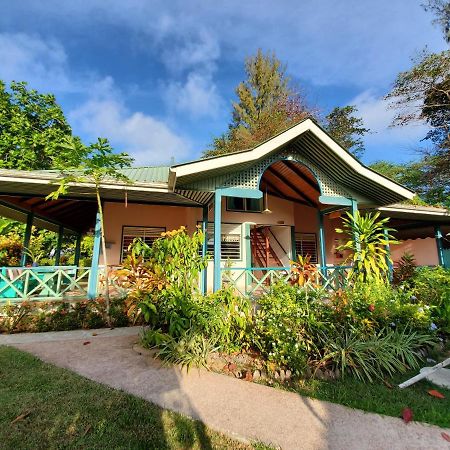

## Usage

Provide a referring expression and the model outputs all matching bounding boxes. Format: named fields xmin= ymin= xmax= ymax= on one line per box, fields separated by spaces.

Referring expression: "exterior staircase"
xmin=250 ymin=226 xmax=283 ymax=268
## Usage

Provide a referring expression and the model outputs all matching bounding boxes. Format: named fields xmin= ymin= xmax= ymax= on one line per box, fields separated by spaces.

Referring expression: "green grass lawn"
xmin=0 ymin=346 xmax=270 ymax=450
xmin=288 ymin=369 xmax=450 ymax=428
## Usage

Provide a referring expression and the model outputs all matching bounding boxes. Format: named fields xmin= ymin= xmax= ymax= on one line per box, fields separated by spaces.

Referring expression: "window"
xmin=121 ymin=226 xmax=165 ymax=261
xmin=199 ymin=222 xmax=242 ymax=260
xmin=295 ymin=233 xmax=318 ymax=264
xmin=227 ymin=196 xmax=262 ymax=213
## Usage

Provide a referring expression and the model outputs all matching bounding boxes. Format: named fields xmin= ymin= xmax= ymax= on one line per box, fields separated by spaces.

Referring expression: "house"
xmin=0 ymin=118 xmax=449 ymax=300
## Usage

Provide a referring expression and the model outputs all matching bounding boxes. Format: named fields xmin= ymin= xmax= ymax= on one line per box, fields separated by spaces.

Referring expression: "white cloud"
xmin=352 ymin=90 xmax=429 ymax=161
xmin=165 ymin=72 xmax=222 ymax=118
xmin=0 ymin=32 xmax=191 ymax=165
xmin=6 ymin=0 xmax=446 ymax=89
xmin=69 ymin=91 xmax=191 ymax=165
xmin=0 ymin=32 xmax=76 ymax=92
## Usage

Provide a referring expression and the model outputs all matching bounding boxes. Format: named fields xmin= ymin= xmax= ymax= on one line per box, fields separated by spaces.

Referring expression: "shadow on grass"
xmin=0 ymin=343 xmax=234 ymax=450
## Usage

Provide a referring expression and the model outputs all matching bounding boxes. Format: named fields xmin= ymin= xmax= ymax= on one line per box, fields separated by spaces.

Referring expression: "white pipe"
xmin=398 ymin=357 xmax=450 ymax=389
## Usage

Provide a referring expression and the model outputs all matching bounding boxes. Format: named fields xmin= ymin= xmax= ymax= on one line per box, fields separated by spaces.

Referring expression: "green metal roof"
xmin=119 ymin=166 xmax=170 ymax=183
xmin=27 ymin=166 xmax=171 ymax=184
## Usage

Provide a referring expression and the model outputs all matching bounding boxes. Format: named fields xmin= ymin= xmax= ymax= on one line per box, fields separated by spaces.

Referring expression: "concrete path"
xmin=3 ymin=329 xmax=450 ymax=450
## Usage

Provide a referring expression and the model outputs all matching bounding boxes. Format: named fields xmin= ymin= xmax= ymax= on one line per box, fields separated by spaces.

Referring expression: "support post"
xmin=318 ymin=211 xmax=326 ymax=275
xmin=74 ymin=233 xmax=82 ymax=267
xmin=55 ymin=225 xmax=64 ymax=266
xmin=88 ymin=211 xmax=102 ymax=300
xmin=435 ymin=225 xmax=445 ymax=266
xmin=383 ymin=228 xmax=393 ymax=281
xmin=201 ymin=206 xmax=208 ymax=294
xmin=21 ymin=212 xmax=34 ymax=266
xmin=213 ymin=191 xmax=222 ymax=292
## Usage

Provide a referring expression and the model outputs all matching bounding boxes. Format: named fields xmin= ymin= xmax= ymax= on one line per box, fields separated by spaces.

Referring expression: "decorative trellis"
xmin=179 ymin=149 xmax=351 ymax=199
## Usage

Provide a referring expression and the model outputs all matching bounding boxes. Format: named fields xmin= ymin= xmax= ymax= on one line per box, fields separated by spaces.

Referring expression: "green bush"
xmin=409 ymin=266 xmax=450 ymax=333
xmin=0 ymin=297 xmax=134 ymax=333
xmin=318 ymin=326 xmax=435 ymax=382
xmin=154 ymin=328 xmax=218 ymax=370
xmin=252 ymin=284 xmax=327 ymax=373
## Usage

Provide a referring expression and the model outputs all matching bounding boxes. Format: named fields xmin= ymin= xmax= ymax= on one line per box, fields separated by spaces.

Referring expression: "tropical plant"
xmin=150 ymin=226 xmax=208 ymax=295
xmin=47 ymin=136 xmax=133 ymax=323
xmin=194 ymin=288 xmax=253 ymax=352
xmin=336 ymin=211 xmax=398 ymax=282
xmin=318 ymin=326 xmax=435 ymax=382
xmin=410 ymin=266 xmax=450 ymax=332
xmin=112 ymin=253 xmax=166 ymax=325
xmin=154 ymin=328 xmax=218 ymax=370
xmin=393 ymin=252 xmax=417 ymax=286
xmin=290 ymin=254 xmax=319 ymax=289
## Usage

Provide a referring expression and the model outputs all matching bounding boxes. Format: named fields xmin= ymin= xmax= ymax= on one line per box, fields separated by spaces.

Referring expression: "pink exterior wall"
xmin=103 ymin=202 xmax=201 ymax=265
xmin=391 ymin=238 xmax=439 ymax=266
xmin=222 ymin=195 xmax=294 ymax=225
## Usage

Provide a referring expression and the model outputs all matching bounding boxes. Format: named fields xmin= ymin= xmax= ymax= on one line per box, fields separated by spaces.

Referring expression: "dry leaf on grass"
xmin=402 ymin=407 xmax=413 ymax=424
xmin=82 ymin=425 xmax=92 ymax=437
xmin=11 ymin=410 xmax=31 ymax=424
xmin=427 ymin=389 xmax=445 ymax=399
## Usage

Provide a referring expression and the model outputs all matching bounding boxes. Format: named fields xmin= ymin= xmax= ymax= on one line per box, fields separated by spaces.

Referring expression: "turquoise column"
xmin=213 ymin=190 xmax=222 ymax=292
xmin=201 ymin=206 xmax=208 ymax=294
xmin=383 ymin=228 xmax=393 ymax=281
xmin=55 ymin=225 xmax=64 ymax=266
xmin=20 ymin=212 xmax=34 ymax=266
xmin=74 ymin=233 xmax=82 ymax=267
xmin=318 ymin=211 xmax=326 ymax=275
xmin=88 ymin=211 xmax=102 ymax=299
xmin=435 ymin=225 xmax=445 ymax=266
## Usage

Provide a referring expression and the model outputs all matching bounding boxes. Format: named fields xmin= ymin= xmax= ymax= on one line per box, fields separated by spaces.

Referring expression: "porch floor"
xmin=3 ymin=330 xmax=449 ymax=449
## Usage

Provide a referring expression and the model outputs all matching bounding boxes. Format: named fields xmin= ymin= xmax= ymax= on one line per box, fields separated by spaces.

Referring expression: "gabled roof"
xmin=171 ymin=118 xmax=415 ymax=206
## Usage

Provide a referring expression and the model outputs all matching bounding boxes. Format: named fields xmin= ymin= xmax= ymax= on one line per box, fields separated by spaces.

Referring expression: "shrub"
xmin=154 ymin=328 xmax=218 ymax=370
xmin=318 ymin=326 xmax=435 ymax=382
xmin=252 ymin=284 xmax=327 ymax=373
xmin=344 ymin=281 xmax=433 ymax=332
xmin=409 ymin=266 xmax=450 ymax=333
xmin=193 ymin=288 xmax=253 ymax=352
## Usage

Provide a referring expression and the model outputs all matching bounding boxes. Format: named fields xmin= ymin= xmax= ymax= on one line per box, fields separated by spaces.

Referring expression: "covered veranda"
xmin=0 ymin=167 xmax=203 ymax=302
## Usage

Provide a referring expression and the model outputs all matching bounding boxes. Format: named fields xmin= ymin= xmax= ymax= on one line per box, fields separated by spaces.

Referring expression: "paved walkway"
xmin=2 ymin=329 xmax=450 ymax=450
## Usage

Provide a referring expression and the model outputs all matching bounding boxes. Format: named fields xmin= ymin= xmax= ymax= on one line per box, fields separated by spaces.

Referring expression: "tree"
xmin=336 ymin=211 xmax=398 ymax=283
xmin=325 ymin=106 xmax=370 ymax=159
xmin=385 ymin=50 xmax=450 ymax=193
xmin=47 ymin=137 xmax=133 ymax=322
xmin=204 ymin=49 xmax=313 ymax=157
xmin=370 ymin=160 xmax=449 ymax=207
xmin=422 ymin=0 xmax=450 ymax=42
xmin=0 ymin=81 xmax=82 ymax=170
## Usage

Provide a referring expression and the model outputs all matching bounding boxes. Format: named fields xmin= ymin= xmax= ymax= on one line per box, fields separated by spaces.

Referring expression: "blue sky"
xmin=0 ymin=1 xmax=447 ymax=166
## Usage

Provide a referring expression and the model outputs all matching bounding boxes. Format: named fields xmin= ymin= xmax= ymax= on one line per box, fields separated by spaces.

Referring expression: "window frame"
xmin=120 ymin=225 xmax=166 ymax=262
xmin=197 ymin=221 xmax=243 ymax=261
xmin=226 ymin=196 xmax=263 ymax=213
xmin=295 ymin=232 xmax=318 ymax=264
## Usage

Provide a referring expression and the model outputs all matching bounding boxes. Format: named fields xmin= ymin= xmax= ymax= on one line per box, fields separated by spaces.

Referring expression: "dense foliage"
xmin=0 ymin=297 xmax=132 ymax=333
xmin=204 ymin=49 xmax=312 ymax=157
xmin=0 ymin=81 xmax=79 ymax=170
xmin=325 ymin=106 xmax=370 ymax=159
xmin=335 ymin=211 xmax=398 ymax=282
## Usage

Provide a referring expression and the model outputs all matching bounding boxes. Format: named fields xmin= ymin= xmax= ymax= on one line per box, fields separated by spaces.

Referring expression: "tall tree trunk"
xmin=96 ymin=189 xmax=111 ymax=326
